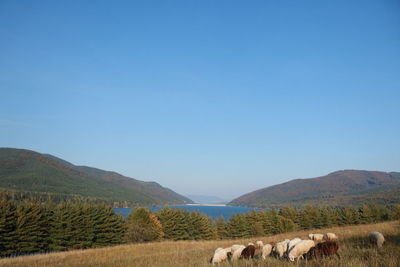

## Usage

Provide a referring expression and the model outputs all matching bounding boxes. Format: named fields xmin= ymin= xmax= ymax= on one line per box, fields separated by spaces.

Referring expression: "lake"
xmin=114 ymin=205 xmax=261 ymax=220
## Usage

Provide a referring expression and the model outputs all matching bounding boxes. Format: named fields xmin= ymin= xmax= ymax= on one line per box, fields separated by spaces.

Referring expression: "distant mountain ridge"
xmin=0 ymin=148 xmax=193 ymax=206
xmin=229 ymin=170 xmax=400 ymax=207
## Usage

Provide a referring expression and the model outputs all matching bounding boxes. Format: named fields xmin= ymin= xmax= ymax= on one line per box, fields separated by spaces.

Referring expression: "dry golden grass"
xmin=1 ymin=221 xmax=399 ymax=267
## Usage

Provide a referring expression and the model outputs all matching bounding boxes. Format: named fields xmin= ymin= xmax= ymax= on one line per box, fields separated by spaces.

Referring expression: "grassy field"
xmin=1 ymin=221 xmax=399 ymax=267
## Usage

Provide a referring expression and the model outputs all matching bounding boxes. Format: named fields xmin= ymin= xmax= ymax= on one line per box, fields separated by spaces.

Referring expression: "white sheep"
xmin=230 ymin=244 xmax=244 ymax=252
xmin=288 ymin=240 xmax=315 ymax=262
xmin=261 ymin=244 xmax=273 ymax=259
xmin=231 ymin=245 xmax=246 ymax=260
xmin=309 ymin=233 xmax=324 ymax=241
xmin=286 ymin=238 xmax=302 ymax=254
xmin=223 ymin=246 xmax=232 ymax=253
xmin=324 ymin=232 xmax=338 ymax=241
xmin=273 ymin=239 xmax=290 ymax=258
xmin=369 ymin=232 xmax=385 ymax=248
xmin=210 ymin=247 xmax=231 ymax=265
xmin=256 ymin=240 xmax=264 ymax=249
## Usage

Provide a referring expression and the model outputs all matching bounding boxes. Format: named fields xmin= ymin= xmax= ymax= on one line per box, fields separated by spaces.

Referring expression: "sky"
xmin=1 ymin=1 xmax=399 ymax=200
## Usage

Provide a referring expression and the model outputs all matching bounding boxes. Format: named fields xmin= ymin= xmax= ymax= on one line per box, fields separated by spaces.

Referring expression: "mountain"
xmin=0 ymin=148 xmax=193 ymax=206
xmin=229 ymin=170 xmax=400 ymax=207
xmin=186 ymin=195 xmax=229 ymax=204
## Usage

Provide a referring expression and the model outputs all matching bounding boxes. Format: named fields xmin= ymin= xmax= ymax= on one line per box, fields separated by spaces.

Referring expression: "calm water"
xmin=114 ymin=205 xmax=261 ymax=220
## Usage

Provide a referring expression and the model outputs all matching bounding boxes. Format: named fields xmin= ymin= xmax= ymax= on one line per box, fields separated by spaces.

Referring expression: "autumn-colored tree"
xmin=125 ymin=208 xmax=163 ymax=242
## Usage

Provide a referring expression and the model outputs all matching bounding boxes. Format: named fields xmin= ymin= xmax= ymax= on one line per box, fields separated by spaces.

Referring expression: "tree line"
xmin=0 ymin=200 xmax=125 ymax=257
xmin=129 ymin=204 xmax=400 ymax=242
xmin=1 ymin=197 xmax=400 ymax=257
xmin=0 ymin=191 xmax=137 ymax=208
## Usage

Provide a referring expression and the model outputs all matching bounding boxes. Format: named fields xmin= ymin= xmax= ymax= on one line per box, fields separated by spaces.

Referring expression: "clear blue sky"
xmin=1 ymin=1 xmax=399 ymax=200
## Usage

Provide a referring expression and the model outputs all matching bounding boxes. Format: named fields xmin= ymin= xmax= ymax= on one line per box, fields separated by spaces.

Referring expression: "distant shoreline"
xmin=184 ymin=203 xmax=227 ymax=207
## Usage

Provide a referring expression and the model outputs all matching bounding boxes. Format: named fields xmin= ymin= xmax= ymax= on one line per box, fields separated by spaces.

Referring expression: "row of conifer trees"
xmin=0 ymin=200 xmax=125 ymax=257
xmin=1 ymin=198 xmax=400 ymax=257
xmin=128 ymin=204 xmax=400 ymax=243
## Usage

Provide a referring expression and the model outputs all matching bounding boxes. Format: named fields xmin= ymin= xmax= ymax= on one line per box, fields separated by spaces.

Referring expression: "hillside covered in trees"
xmin=229 ymin=170 xmax=400 ymax=207
xmin=0 ymin=148 xmax=192 ymax=206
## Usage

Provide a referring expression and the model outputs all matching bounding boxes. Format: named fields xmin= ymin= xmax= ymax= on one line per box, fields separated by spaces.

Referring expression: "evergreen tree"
xmin=226 ymin=214 xmax=251 ymax=238
xmin=299 ymin=206 xmax=321 ymax=229
xmin=15 ymin=202 xmax=50 ymax=254
xmin=389 ymin=205 xmax=400 ymax=220
xmin=257 ymin=210 xmax=274 ymax=235
xmin=69 ymin=204 xmax=94 ymax=249
xmin=48 ymin=203 xmax=74 ymax=251
xmin=246 ymin=210 xmax=265 ymax=236
xmin=370 ymin=205 xmax=391 ymax=222
xmin=187 ymin=211 xmax=213 ymax=240
xmin=213 ymin=216 xmax=227 ymax=240
xmin=91 ymin=205 xmax=125 ymax=247
xmin=339 ymin=207 xmax=360 ymax=225
xmin=318 ymin=207 xmax=337 ymax=228
xmin=157 ymin=207 xmax=190 ymax=240
xmin=0 ymin=199 xmax=17 ymax=257
xmin=359 ymin=205 xmax=374 ymax=224
xmin=266 ymin=209 xmax=282 ymax=234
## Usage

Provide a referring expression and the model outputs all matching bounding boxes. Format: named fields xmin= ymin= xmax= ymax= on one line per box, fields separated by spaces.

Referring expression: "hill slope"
xmin=0 ymin=148 xmax=192 ymax=206
xmin=229 ymin=170 xmax=400 ymax=207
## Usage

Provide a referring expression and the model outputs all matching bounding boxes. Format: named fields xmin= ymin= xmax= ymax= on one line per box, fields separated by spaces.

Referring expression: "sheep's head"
xmin=256 ymin=241 xmax=264 ymax=249
xmin=304 ymin=247 xmax=315 ymax=260
xmin=227 ymin=252 xmax=232 ymax=261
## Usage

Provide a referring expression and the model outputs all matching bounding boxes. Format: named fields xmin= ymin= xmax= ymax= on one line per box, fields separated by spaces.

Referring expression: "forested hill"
xmin=0 ymin=148 xmax=193 ymax=206
xmin=229 ymin=170 xmax=400 ymax=207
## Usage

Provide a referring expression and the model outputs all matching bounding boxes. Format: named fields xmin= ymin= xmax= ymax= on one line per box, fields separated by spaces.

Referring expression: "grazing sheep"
xmin=223 ymin=247 xmax=232 ymax=253
xmin=256 ymin=240 xmax=264 ymax=249
xmin=253 ymin=240 xmax=265 ymax=257
xmin=210 ymin=248 xmax=232 ymax=265
xmin=231 ymin=245 xmax=246 ymax=260
xmin=369 ymin=232 xmax=385 ymax=248
xmin=274 ymin=239 xmax=290 ymax=258
xmin=288 ymin=240 xmax=315 ymax=262
xmin=324 ymin=233 xmax=338 ymax=241
xmin=240 ymin=244 xmax=256 ymax=259
xmin=230 ymin=244 xmax=244 ymax=251
xmin=305 ymin=241 xmax=340 ymax=260
xmin=262 ymin=244 xmax=273 ymax=259
xmin=286 ymin=238 xmax=302 ymax=257
xmin=309 ymin=233 xmax=324 ymax=242
xmin=284 ymin=237 xmax=301 ymax=258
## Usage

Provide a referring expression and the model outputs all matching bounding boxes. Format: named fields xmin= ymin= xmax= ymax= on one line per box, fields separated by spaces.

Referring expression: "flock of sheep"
xmin=210 ymin=231 xmax=385 ymax=265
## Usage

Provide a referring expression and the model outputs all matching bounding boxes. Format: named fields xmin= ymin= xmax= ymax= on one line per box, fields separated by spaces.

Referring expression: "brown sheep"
xmin=240 ymin=245 xmax=256 ymax=259
xmin=305 ymin=241 xmax=340 ymax=260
